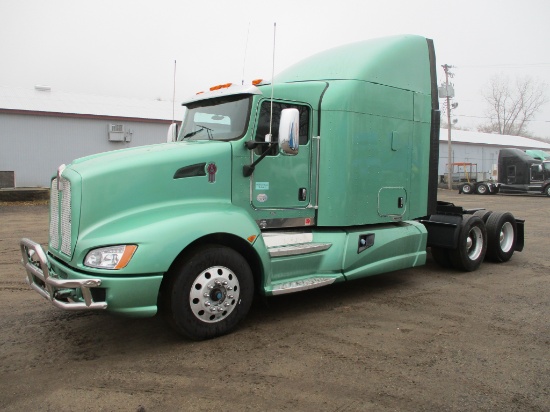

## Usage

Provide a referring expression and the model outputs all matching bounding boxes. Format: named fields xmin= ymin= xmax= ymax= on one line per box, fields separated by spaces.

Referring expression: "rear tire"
xmin=449 ymin=215 xmax=487 ymax=272
xmin=485 ymin=212 xmax=517 ymax=262
xmin=473 ymin=209 xmax=492 ymax=223
xmin=166 ymin=245 xmax=254 ymax=340
xmin=461 ymin=183 xmax=473 ymax=194
xmin=476 ymin=184 xmax=489 ymax=195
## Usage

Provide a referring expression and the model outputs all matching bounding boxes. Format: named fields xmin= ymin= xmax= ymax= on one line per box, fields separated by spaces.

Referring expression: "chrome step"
xmin=271 ymin=277 xmax=336 ymax=295
xmin=262 ymin=231 xmax=313 ymax=247
xmin=262 ymin=231 xmax=331 ymax=257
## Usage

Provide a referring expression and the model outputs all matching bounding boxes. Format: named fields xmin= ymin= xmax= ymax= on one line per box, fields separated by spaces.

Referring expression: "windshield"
xmin=179 ymin=95 xmax=251 ymax=141
xmin=544 ymin=162 xmax=550 ymax=172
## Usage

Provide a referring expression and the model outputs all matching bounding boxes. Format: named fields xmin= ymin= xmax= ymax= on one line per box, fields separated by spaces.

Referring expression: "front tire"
xmin=166 ymin=245 xmax=254 ymax=340
xmin=485 ymin=212 xmax=517 ymax=262
xmin=449 ymin=215 xmax=487 ymax=271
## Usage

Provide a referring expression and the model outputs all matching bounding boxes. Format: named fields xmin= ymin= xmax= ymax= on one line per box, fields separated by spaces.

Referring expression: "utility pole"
xmin=441 ymin=64 xmax=455 ymax=190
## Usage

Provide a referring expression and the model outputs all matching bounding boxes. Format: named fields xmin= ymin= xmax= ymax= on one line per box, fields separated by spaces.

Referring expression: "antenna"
xmin=172 ymin=60 xmax=177 ymax=123
xmin=268 ymin=22 xmax=276 ymax=143
xmin=241 ymin=22 xmax=250 ymax=86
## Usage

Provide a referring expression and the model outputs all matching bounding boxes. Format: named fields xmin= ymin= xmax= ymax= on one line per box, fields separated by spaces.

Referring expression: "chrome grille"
xmin=60 ymin=178 xmax=72 ymax=255
xmin=49 ymin=179 xmax=60 ymax=249
xmin=49 ymin=176 xmax=72 ymax=256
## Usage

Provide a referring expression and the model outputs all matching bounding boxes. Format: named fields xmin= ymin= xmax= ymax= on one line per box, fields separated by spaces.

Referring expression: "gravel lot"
xmin=0 ymin=190 xmax=548 ymax=411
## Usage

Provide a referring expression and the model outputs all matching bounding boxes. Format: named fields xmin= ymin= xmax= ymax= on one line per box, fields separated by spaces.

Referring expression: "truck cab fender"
xmin=74 ymin=202 xmax=269 ymax=277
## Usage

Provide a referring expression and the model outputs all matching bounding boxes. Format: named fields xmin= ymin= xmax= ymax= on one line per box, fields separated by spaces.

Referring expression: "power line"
xmin=454 ymin=114 xmax=550 ymax=123
xmin=457 ymin=63 xmax=550 ymax=69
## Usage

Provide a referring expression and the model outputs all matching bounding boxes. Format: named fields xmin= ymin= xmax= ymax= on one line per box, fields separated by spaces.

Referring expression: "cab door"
xmin=250 ymin=101 xmax=312 ymax=210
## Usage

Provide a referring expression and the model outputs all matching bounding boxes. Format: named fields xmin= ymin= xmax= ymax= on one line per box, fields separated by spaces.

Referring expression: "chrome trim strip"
xmin=268 ymin=242 xmax=332 ymax=257
xmin=256 ymin=217 xmax=316 ymax=229
xmin=313 ymin=135 xmax=321 ymax=209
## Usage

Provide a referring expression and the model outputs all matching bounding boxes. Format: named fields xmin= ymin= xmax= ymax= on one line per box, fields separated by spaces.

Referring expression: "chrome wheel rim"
xmin=466 ymin=226 xmax=483 ymax=260
xmin=500 ymin=222 xmax=514 ymax=253
xmin=189 ymin=266 xmax=240 ymax=323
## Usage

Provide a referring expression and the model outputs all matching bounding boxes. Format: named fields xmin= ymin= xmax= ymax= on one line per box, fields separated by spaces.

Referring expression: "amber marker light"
xmin=252 ymin=79 xmax=263 ymax=85
xmin=247 ymin=235 xmax=257 ymax=243
xmin=115 ymin=245 xmax=138 ymax=269
xmin=209 ymin=83 xmax=233 ymax=91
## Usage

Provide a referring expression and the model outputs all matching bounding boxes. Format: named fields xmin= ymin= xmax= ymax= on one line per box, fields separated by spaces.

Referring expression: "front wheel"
xmin=166 ymin=245 xmax=254 ymax=340
xmin=449 ymin=215 xmax=487 ymax=271
xmin=544 ymin=185 xmax=550 ymax=197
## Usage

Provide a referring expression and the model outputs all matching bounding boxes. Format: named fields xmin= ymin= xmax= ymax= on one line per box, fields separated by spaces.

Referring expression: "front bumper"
xmin=20 ymin=238 xmax=107 ymax=310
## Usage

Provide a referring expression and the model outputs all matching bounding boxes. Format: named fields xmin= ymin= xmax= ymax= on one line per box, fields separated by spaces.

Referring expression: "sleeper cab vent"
xmin=173 ymin=163 xmax=207 ymax=179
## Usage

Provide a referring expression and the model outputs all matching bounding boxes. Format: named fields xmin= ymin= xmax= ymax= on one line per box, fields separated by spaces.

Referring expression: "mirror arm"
xmin=243 ymin=143 xmax=276 ymax=177
xmin=244 ymin=141 xmax=273 ymax=150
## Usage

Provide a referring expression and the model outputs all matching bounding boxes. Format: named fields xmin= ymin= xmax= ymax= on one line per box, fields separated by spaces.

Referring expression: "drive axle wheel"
xmin=485 ymin=212 xmax=517 ymax=262
xmin=449 ymin=215 xmax=487 ymax=272
xmin=476 ymin=184 xmax=489 ymax=195
xmin=461 ymin=183 xmax=473 ymax=194
xmin=473 ymin=209 xmax=492 ymax=223
xmin=166 ymin=245 xmax=253 ymax=340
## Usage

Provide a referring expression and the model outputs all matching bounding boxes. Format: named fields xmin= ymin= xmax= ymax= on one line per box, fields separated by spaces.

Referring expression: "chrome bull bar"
xmin=20 ymin=238 xmax=107 ymax=310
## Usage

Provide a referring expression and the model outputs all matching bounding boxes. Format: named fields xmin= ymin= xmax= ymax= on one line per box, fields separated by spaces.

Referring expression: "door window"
xmin=254 ymin=101 xmax=310 ymax=155
xmin=531 ymin=165 xmax=544 ymax=182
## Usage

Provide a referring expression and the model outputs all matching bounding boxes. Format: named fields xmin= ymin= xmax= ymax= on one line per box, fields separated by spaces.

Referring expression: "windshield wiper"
xmin=183 ymin=124 xmax=214 ymax=140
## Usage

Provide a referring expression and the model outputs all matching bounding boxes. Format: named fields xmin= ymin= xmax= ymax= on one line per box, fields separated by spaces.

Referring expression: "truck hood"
xmin=65 ymin=141 xmax=233 ymax=236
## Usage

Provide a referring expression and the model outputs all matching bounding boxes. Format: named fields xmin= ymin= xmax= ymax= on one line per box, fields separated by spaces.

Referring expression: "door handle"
xmin=299 ymin=188 xmax=307 ymax=201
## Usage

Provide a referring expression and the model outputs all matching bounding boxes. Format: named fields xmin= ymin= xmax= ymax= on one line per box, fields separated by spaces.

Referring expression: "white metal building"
xmin=0 ymin=86 xmax=184 ymax=188
xmin=439 ymin=128 xmax=550 ymax=182
xmin=3 ymin=85 xmax=550 ymax=188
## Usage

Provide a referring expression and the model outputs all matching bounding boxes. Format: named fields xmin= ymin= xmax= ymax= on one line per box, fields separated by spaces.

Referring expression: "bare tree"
xmin=480 ymin=75 xmax=548 ymax=136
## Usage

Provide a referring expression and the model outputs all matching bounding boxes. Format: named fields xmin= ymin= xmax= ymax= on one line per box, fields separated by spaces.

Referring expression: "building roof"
xmin=0 ymin=86 xmax=185 ymax=122
xmin=439 ymin=128 xmax=550 ymax=150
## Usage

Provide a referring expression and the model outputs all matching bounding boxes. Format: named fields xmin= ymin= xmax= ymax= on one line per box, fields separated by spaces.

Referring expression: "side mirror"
xmin=167 ymin=123 xmax=178 ymax=142
xmin=278 ymin=108 xmax=299 ymax=156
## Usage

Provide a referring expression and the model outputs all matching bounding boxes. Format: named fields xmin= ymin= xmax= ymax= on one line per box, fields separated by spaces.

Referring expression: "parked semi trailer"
xmin=459 ymin=148 xmax=550 ymax=196
xmin=21 ymin=35 xmax=524 ymax=340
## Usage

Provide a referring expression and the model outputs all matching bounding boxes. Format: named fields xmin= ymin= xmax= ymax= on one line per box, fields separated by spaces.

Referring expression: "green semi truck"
xmin=21 ymin=35 xmax=524 ymax=340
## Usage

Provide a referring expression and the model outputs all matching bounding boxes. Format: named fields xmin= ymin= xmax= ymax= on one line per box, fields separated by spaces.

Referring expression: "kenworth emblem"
xmin=207 ymin=163 xmax=217 ymax=183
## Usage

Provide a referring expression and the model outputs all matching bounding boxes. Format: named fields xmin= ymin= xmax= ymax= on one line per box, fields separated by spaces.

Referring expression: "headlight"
xmin=84 ymin=245 xmax=137 ymax=270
